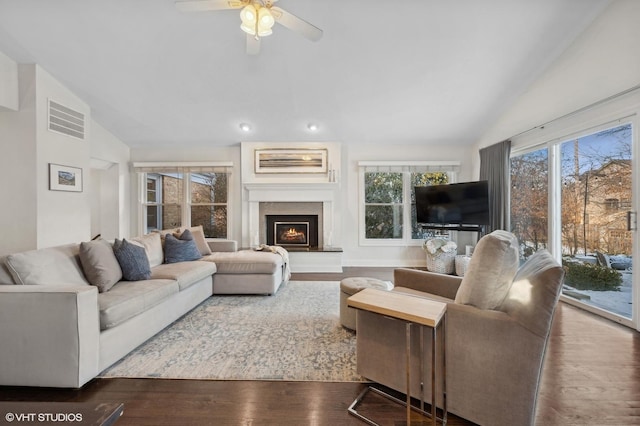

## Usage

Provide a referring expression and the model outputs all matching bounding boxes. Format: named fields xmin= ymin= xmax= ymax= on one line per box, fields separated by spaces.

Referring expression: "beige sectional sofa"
xmin=0 ymin=228 xmax=288 ymax=388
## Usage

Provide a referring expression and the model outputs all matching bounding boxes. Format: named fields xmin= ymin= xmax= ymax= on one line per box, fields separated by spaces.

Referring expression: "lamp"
xmin=240 ymin=3 xmax=275 ymax=38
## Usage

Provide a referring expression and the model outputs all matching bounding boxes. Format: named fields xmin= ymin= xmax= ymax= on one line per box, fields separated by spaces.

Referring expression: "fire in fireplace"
xmin=275 ymin=222 xmax=308 ymax=245
xmin=266 ymin=215 xmax=318 ymax=248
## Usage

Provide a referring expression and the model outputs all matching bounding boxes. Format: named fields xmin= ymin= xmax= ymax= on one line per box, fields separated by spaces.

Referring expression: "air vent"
xmin=48 ymin=99 xmax=85 ymax=140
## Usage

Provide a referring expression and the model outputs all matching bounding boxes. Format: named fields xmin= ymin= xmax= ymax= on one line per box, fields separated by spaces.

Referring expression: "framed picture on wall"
xmin=254 ymin=148 xmax=328 ymax=174
xmin=49 ymin=163 xmax=83 ymax=192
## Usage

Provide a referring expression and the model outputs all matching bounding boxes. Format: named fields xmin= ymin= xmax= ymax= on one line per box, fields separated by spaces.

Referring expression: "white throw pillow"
xmin=454 ymin=230 xmax=520 ymax=310
xmin=131 ymin=232 xmax=164 ymax=268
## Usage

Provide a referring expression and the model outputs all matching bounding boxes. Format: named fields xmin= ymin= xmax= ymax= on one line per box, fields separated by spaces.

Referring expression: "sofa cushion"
xmin=4 ymin=244 xmax=90 ymax=286
xmin=113 ymin=239 xmax=152 ymax=281
xmin=79 ymin=239 xmax=122 ymax=292
xmin=454 ymin=230 xmax=519 ymax=310
xmin=164 ymin=230 xmax=202 ymax=264
xmin=201 ymin=250 xmax=282 ymax=274
xmin=179 ymin=225 xmax=212 ymax=256
xmin=152 ymin=261 xmax=216 ymax=291
xmin=131 ymin=233 xmax=164 ymax=268
xmin=98 ymin=279 xmax=179 ymax=330
xmin=499 ymin=249 xmax=565 ymax=337
xmin=0 ymin=256 xmax=15 ymax=284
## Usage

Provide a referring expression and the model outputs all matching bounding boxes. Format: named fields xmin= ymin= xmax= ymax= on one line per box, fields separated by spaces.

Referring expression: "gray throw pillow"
xmin=164 ymin=229 xmax=203 ymax=264
xmin=113 ymin=238 xmax=151 ymax=281
xmin=79 ymin=239 xmax=122 ymax=292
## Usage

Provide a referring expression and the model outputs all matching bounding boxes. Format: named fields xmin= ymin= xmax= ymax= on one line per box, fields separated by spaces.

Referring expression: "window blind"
xmin=132 ymin=162 xmax=233 ymax=174
xmin=357 ymin=161 xmax=461 ymax=173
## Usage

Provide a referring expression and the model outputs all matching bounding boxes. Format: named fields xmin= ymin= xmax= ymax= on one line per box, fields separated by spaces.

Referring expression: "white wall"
xmin=34 ymin=65 xmax=91 ymax=248
xmin=0 ymin=64 xmax=37 ymax=255
xmin=0 ymin=57 xmax=131 ymax=255
xmin=0 ymin=50 xmax=18 ymax=111
xmin=474 ymin=0 xmax=640 ymax=166
xmin=90 ymin=120 xmax=131 ymax=240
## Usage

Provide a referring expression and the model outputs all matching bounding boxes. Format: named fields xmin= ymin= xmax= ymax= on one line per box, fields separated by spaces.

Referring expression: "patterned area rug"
xmin=99 ymin=280 xmax=365 ymax=382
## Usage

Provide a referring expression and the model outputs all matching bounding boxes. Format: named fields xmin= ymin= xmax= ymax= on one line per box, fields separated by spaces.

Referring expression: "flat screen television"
xmin=415 ymin=181 xmax=490 ymax=228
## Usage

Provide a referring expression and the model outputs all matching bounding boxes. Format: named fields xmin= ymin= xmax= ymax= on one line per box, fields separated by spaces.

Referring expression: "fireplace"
xmin=266 ymin=215 xmax=318 ymax=248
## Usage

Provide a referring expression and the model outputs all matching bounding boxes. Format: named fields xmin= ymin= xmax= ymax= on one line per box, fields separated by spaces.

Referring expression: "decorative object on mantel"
xmin=254 ymin=148 xmax=328 ymax=174
xmin=49 ymin=163 xmax=83 ymax=192
xmin=423 ymin=237 xmax=457 ymax=274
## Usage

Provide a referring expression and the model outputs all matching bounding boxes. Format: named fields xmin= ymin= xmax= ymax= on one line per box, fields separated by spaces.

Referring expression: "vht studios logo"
xmin=4 ymin=412 xmax=83 ymax=422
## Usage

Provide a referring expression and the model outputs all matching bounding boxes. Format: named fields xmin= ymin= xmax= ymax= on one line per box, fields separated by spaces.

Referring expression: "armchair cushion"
xmin=499 ymin=249 xmax=564 ymax=337
xmin=454 ymin=230 xmax=519 ymax=310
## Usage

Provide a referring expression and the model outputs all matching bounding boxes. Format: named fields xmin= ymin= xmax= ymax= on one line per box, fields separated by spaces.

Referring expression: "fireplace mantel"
xmin=244 ymin=182 xmax=339 ymax=202
xmin=242 ymin=181 xmax=342 ymax=271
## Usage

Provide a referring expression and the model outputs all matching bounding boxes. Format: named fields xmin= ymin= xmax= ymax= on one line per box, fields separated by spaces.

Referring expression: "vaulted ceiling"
xmin=0 ymin=0 xmax=610 ymax=148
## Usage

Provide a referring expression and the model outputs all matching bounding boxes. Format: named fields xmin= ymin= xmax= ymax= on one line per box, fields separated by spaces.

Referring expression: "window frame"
xmin=509 ymin=101 xmax=639 ymax=329
xmin=358 ymin=161 xmax=460 ymax=247
xmin=134 ymin=162 xmax=233 ymax=238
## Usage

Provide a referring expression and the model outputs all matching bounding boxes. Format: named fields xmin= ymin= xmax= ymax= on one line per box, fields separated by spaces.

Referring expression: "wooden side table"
xmin=347 ymin=288 xmax=447 ymax=426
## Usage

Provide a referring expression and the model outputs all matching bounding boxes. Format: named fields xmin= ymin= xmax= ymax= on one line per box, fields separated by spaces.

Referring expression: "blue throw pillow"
xmin=164 ymin=229 xmax=203 ymax=264
xmin=112 ymin=238 xmax=152 ymax=281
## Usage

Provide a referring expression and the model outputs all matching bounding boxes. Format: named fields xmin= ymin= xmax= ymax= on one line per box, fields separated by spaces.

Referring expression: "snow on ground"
xmin=564 ymin=271 xmax=633 ymax=318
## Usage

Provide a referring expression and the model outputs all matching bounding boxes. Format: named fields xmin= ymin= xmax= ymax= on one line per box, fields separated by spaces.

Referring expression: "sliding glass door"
xmin=511 ymin=122 xmax=636 ymax=327
xmin=559 ymin=124 xmax=634 ymax=322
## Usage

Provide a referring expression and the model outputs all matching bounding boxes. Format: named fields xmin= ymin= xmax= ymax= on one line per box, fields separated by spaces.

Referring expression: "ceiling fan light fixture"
xmin=258 ymin=7 xmax=275 ymax=30
xmin=241 ymin=23 xmax=256 ymax=35
xmin=241 ymin=3 xmax=274 ymax=37
xmin=240 ymin=4 xmax=257 ymax=25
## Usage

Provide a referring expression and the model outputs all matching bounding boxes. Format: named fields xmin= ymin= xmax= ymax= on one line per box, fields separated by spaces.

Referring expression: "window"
xmin=364 ymin=172 xmax=403 ymax=239
xmin=134 ymin=163 xmax=232 ymax=238
xmin=604 ymin=198 xmax=620 ymax=211
xmin=146 ymin=176 xmax=161 ymax=232
xmin=190 ymin=172 xmax=228 ymax=238
xmin=510 ymin=146 xmax=549 ymax=260
xmin=511 ymin=120 xmax=635 ymax=325
xmin=145 ymin=172 xmax=184 ymax=232
xmin=359 ymin=161 xmax=459 ymax=245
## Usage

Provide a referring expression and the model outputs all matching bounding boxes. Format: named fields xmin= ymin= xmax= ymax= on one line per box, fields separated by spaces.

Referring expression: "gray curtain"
xmin=479 ymin=140 xmax=511 ymax=233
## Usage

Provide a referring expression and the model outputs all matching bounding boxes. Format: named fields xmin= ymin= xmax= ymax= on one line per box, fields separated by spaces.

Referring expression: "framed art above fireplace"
xmin=254 ymin=148 xmax=328 ymax=174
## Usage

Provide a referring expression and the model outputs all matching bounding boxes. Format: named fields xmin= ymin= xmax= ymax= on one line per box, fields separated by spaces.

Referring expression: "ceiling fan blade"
xmin=270 ymin=6 xmax=323 ymax=42
xmin=175 ymin=0 xmax=246 ymax=12
xmin=246 ymin=34 xmax=261 ymax=55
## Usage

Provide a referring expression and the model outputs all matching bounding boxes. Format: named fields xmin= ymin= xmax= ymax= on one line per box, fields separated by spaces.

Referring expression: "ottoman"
xmin=340 ymin=277 xmax=393 ymax=331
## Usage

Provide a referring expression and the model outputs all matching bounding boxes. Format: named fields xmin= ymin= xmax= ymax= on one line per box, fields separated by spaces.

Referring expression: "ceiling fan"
xmin=175 ymin=0 xmax=323 ymax=55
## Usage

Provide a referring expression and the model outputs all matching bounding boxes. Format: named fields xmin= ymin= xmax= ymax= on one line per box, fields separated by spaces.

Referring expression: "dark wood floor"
xmin=1 ymin=267 xmax=639 ymax=425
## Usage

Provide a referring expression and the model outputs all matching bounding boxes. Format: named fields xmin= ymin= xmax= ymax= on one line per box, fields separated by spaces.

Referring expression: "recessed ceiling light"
xmin=239 ymin=122 xmax=252 ymax=132
xmin=307 ymin=123 xmax=319 ymax=132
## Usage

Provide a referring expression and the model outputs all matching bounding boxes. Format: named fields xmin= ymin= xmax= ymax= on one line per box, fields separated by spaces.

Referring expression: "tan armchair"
xmin=356 ymin=231 xmax=564 ymax=426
